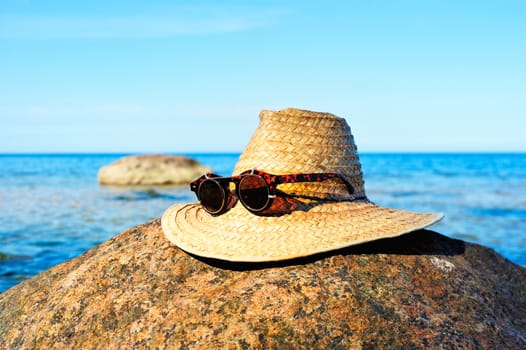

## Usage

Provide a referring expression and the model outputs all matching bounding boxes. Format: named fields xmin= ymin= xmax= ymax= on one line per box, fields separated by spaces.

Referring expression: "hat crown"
xmin=233 ymin=108 xmax=365 ymax=200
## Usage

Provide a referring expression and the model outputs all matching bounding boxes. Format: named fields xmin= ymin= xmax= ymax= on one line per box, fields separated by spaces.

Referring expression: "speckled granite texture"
xmin=0 ymin=219 xmax=524 ymax=349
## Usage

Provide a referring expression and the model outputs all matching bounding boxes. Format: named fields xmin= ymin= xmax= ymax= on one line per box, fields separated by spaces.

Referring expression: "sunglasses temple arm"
xmin=274 ymin=174 xmax=355 ymax=195
xmin=336 ymin=175 xmax=356 ymax=195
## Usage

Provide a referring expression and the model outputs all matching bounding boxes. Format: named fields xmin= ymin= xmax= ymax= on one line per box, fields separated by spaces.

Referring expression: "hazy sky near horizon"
xmin=1 ymin=0 xmax=525 ymax=153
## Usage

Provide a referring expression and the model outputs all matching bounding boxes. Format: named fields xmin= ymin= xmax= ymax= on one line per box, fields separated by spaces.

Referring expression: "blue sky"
xmin=1 ymin=0 xmax=525 ymax=153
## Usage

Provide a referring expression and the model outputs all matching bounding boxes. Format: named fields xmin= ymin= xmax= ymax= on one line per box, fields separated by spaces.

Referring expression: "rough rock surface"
xmin=97 ymin=154 xmax=211 ymax=186
xmin=0 ymin=220 xmax=524 ymax=349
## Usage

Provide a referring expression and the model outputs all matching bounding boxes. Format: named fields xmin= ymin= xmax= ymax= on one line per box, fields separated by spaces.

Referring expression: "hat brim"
xmin=161 ymin=200 xmax=444 ymax=262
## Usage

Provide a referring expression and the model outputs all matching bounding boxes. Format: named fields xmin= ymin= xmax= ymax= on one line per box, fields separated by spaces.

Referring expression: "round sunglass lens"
xmin=239 ymin=175 xmax=270 ymax=211
xmin=198 ymin=180 xmax=225 ymax=214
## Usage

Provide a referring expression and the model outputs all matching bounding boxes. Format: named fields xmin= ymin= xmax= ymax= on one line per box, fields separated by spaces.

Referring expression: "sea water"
xmin=0 ymin=153 xmax=525 ymax=292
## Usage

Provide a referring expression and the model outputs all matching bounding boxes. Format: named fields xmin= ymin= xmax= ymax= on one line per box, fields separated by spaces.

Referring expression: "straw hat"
xmin=161 ymin=108 xmax=443 ymax=262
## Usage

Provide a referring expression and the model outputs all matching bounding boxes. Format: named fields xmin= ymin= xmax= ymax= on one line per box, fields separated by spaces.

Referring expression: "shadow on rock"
xmin=195 ymin=229 xmax=465 ymax=271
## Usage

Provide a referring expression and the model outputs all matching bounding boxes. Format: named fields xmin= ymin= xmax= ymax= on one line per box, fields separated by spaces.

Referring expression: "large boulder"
xmin=97 ymin=154 xmax=210 ymax=186
xmin=0 ymin=220 xmax=524 ymax=349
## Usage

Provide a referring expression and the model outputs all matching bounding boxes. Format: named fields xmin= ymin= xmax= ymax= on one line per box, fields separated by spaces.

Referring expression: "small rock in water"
xmin=97 ymin=154 xmax=211 ymax=186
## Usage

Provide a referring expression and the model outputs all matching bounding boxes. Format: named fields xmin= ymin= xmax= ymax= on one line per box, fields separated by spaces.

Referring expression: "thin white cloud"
xmin=0 ymin=9 xmax=280 ymax=40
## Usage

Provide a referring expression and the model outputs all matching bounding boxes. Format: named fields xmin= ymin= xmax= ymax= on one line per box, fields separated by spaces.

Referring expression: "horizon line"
xmin=1 ymin=150 xmax=526 ymax=156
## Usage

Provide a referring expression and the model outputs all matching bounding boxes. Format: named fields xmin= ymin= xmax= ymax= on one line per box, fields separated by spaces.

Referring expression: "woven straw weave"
xmin=234 ymin=108 xmax=364 ymax=200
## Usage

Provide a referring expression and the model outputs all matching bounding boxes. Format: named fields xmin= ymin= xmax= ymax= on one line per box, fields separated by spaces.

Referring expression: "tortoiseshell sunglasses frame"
xmin=190 ymin=168 xmax=356 ymax=215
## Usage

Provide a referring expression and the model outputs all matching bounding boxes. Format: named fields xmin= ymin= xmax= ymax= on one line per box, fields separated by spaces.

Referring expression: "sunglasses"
xmin=190 ymin=169 xmax=356 ymax=215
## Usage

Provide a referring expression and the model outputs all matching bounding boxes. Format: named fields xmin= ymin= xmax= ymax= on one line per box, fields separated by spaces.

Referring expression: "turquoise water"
xmin=1 ymin=153 xmax=525 ymax=292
